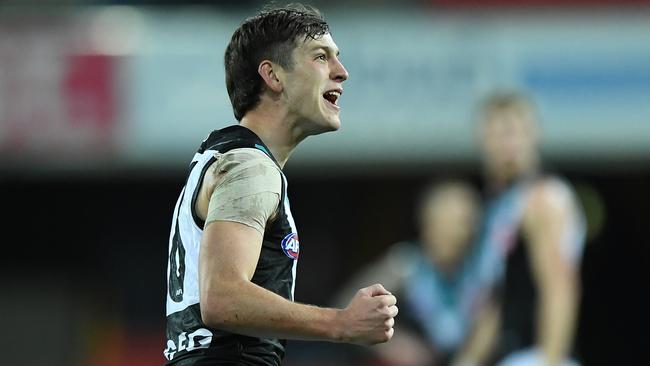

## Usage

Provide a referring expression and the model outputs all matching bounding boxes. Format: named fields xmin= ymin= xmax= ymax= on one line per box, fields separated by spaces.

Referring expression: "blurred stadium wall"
xmin=1 ymin=1 xmax=649 ymax=365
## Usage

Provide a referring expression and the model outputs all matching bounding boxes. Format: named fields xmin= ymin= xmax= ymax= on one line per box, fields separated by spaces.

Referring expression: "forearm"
xmin=452 ymin=301 xmax=500 ymax=366
xmin=537 ymin=276 xmax=579 ymax=366
xmin=198 ymin=221 xmax=396 ymax=346
xmin=374 ymin=326 xmax=435 ymax=366
xmin=201 ymin=277 xmax=342 ymax=342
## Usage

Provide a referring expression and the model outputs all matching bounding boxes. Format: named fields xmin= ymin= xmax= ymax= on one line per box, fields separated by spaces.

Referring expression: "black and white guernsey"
xmin=164 ymin=125 xmax=300 ymax=366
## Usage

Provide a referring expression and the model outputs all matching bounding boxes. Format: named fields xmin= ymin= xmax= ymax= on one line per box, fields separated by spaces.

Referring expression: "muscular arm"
xmin=523 ymin=179 xmax=581 ymax=365
xmin=199 ymin=221 xmax=396 ymax=343
xmin=200 ymin=220 xmax=333 ymax=338
xmin=196 ymin=149 xmax=397 ymax=345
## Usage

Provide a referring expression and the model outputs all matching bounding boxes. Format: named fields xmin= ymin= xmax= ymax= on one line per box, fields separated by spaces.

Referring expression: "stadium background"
xmin=1 ymin=0 xmax=649 ymax=365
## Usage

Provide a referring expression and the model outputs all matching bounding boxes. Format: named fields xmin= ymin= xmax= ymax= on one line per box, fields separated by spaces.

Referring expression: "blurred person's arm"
xmin=333 ymin=242 xmax=417 ymax=308
xmin=522 ymin=179 xmax=581 ymax=366
xmin=451 ymin=298 xmax=501 ymax=366
xmin=196 ymin=150 xmax=398 ymax=345
xmin=332 ymin=243 xmax=434 ymax=364
xmin=373 ymin=326 xmax=436 ymax=366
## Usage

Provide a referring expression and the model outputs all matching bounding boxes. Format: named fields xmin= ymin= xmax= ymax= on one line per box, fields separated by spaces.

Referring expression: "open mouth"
xmin=322 ymin=90 xmax=341 ymax=108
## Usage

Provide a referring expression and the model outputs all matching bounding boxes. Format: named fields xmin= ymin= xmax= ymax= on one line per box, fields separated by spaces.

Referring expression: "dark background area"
xmin=3 ymin=163 xmax=649 ymax=365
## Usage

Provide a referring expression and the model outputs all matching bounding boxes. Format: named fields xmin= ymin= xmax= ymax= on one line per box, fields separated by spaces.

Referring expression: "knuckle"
xmin=384 ymin=330 xmax=393 ymax=341
xmin=380 ymin=295 xmax=395 ymax=307
xmin=386 ymin=307 xmax=396 ymax=317
xmin=388 ymin=295 xmax=397 ymax=305
xmin=356 ymin=288 xmax=367 ymax=297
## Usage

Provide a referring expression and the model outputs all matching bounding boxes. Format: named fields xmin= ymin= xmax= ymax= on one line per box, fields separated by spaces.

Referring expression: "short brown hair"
xmin=224 ymin=4 xmax=329 ymax=121
xmin=479 ymin=90 xmax=537 ymax=121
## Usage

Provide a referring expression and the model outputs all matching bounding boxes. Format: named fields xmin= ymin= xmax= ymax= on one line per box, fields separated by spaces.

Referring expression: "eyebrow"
xmin=311 ymin=45 xmax=340 ymax=57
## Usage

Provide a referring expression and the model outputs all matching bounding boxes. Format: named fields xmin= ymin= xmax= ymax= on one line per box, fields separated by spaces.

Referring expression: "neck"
xmin=239 ymin=98 xmax=310 ymax=169
xmin=423 ymin=242 xmax=460 ymax=277
xmin=487 ymin=167 xmax=518 ymax=190
xmin=486 ymin=154 xmax=540 ymax=190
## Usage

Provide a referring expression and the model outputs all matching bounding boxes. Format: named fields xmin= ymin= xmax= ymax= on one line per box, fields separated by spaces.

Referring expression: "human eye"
xmin=315 ymin=53 xmax=327 ymax=62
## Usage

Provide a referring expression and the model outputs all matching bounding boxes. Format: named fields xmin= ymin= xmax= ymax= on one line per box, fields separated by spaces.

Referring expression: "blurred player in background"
xmin=163 ymin=4 xmax=397 ymax=365
xmin=336 ymin=180 xmax=499 ymax=366
xmin=476 ymin=91 xmax=586 ymax=366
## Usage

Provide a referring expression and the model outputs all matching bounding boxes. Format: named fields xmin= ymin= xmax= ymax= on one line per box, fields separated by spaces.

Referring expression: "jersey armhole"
xmin=190 ymin=155 xmax=218 ymax=230
xmin=263 ymin=168 xmax=286 ymax=233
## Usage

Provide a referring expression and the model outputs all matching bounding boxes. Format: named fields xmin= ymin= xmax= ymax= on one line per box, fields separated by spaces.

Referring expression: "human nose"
xmin=331 ymin=57 xmax=348 ymax=82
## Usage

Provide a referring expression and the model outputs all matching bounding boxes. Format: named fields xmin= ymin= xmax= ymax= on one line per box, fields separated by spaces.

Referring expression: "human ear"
xmin=258 ymin=60 xmax=283 ymax=93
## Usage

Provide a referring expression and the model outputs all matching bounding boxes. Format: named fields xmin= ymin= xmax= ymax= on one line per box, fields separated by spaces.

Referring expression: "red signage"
xmin=0 ymin=17 xmax=119 ymax=165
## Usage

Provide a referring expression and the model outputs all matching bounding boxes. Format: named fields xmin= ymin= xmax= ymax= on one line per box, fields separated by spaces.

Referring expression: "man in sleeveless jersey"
xmin=474 ymin=92 xmax=586 ymax=366
xmin=163 ymin=5 xmax=398 ymax=365
xmin=335 ymin=180 xmax=499 ymax=366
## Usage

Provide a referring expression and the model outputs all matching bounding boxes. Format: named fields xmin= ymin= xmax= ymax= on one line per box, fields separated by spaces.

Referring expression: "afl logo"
xmin=281 ymin=233 xmax=300 ymax=260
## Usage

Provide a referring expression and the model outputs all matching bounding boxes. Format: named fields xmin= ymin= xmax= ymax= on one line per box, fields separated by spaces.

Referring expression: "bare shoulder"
xmin=522 ymin=176 xmax=580 ymax=235
xmin=196 ymin=148 xmax=281 ymax=221
xmin=527 ymin=177 xmax=575 ymax=214
xmin=206 ymin=148 xmax=280 ymax=191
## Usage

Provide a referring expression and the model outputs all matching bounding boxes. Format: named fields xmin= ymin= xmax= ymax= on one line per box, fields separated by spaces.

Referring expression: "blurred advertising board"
xmin=1 ymin=7 xmax=649 ymax=172
xmin=0 ymin=15 xmax=120 ymax=170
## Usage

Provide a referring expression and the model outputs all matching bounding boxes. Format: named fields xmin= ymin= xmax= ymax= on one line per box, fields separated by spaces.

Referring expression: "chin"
xmin=328 ymin=118 xmax=341 ymax=131
xmin=311 ymin=117 xmax=341 ymax=135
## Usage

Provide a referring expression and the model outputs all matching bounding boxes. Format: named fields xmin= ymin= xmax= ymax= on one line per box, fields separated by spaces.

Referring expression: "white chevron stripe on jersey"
xmin=166 ymin=150 xmax=216 ymax=316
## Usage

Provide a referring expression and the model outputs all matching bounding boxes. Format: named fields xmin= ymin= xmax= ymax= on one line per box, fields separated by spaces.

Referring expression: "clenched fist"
xmin=336 ymin=283 xmax=399 ymax=345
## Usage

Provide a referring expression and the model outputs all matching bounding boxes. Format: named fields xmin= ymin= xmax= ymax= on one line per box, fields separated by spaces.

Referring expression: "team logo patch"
xmin=281 ymin=233 xmax=300 ymax=260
